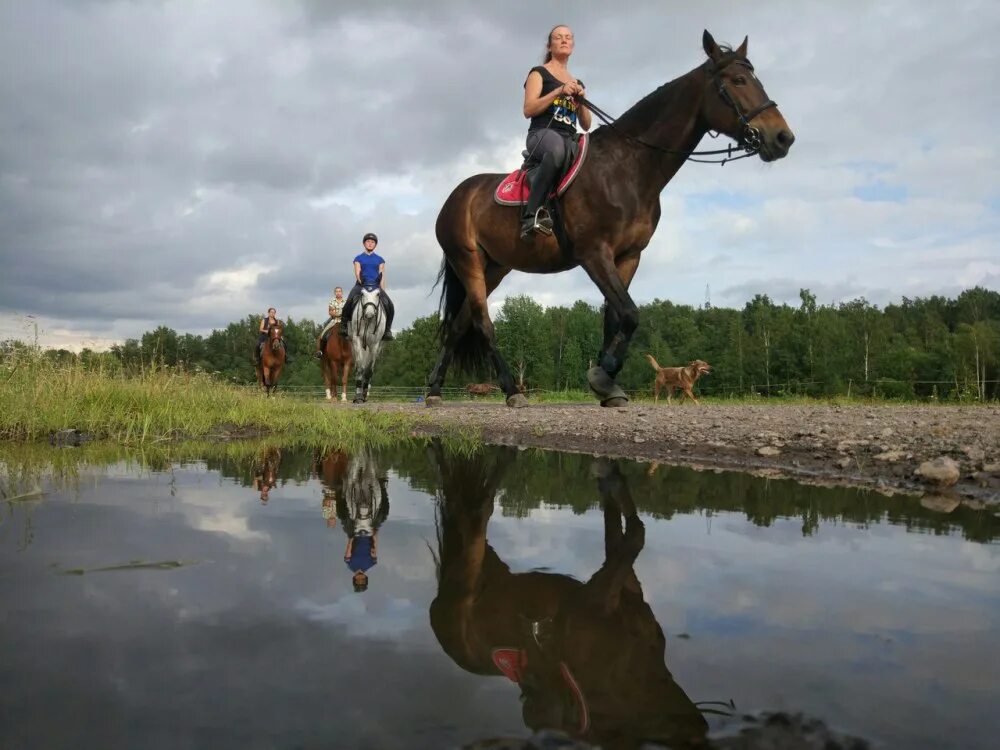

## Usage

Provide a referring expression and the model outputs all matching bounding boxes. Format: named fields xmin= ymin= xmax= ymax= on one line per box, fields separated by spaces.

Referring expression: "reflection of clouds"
xmin=296 ymin=594 xmax=423 ymax=639
xmin=174 ymin=486 xmax=271 ymax=545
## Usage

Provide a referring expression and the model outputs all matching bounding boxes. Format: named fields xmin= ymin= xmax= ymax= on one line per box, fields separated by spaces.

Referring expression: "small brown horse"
xmin=429 ymin=443 xmax=708 ymax=747
xmin=256 ymin=323 xmax=285 ymax=397
xmin=426 ymin=31 xmax=793 ymax=408
xmin=320 ymin=323 xmax=352 ymax=402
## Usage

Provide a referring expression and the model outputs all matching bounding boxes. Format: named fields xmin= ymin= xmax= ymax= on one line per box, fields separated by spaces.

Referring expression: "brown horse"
xmin=428 ymin=443 xmax=709 ymax=748
xmin=256 ymin=323 xmax=285 ymax=396
xmin=319 ymin=323 xmax=352 ymax=402
xmin=426 ymin=31 xmax=794 ymax=408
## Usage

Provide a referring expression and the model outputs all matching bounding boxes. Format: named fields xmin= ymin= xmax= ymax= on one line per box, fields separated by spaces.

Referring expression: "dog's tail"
xmin=645 ymin=353 xmax=662 ymax=372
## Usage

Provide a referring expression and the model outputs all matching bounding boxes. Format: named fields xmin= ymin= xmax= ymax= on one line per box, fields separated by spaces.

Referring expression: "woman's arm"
xmin=523 ymin=71 xmax=581 ymax=119
xmin=353 ymin=260 xmax=362 ymax=285
xmin=378 ymin=263 xmax=386 ymax=291
xmin=258 ymin=318 xmax=267 ymax=333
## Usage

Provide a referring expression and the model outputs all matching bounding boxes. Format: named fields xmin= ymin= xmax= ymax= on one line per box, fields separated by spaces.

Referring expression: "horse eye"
xmin=733 ymin=76 xmax=747 ymax=85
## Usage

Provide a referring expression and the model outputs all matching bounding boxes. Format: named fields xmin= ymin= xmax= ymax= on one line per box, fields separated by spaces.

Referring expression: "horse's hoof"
xmin=588 ymin=366 xmax=627 ymax=402
xmin=506 ymin=393 xmax=529 ymax=408
xmin=600 ymin=396 xmax=630 ymax=408
xmin=425 ymin=396 xmax=443 ymax=408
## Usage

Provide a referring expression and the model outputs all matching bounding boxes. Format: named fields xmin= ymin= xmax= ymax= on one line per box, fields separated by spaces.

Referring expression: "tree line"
xmin=6 ymin=287 xmax=998 ymax=401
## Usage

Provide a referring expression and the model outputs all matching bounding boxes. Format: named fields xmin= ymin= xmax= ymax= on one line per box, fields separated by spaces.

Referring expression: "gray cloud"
xmin=1 ymin=0 xmax=998 ymax=348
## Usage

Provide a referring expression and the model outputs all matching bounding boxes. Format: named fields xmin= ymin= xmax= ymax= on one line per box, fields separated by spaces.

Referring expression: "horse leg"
xmin=463 ymin=265 xmax=521 ymax=407
xmin=341 ymin=360 xmax=350 ymax=402
xmin=584 ymin=459 xmax=645 ymax=614
xmin=426 ymin=265 xmax=509 ymax=407
xmin=583 ymin=253 xmax=641 ymax=407
xmin=426 ymin=303 xmax=470 ymax=406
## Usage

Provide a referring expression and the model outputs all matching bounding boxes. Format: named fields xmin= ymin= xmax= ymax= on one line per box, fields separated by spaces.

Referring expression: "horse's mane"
xmin=590 ymin=46 xmax=744 ymax=143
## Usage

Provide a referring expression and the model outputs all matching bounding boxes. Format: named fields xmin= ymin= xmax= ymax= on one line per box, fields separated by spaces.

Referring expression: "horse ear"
xmin=702 ymin=30 xmax=722 ymax=61
xmin=736 ymin=35 xmax=748 ymax=58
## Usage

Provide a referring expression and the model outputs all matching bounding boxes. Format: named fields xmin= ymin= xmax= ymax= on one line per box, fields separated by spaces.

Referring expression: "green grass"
xmin=0 ymin=354 xmax=421 ymax=445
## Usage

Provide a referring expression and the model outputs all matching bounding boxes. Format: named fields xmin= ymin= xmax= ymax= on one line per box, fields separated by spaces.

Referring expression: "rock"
xmin=962 ymin=445 xmax=986 ymax=463
xmin=873 ymin=450 xmax=906 ymax=463
xmin=836 ymin=457 xmax=852 ymax=470
xmin=920 ymin=493 xmax=961 ymax=514
xmin=915 ymin=457 xmax=960 ymax=487
xmin=880 ymin=427 xmax=895 ymax=437
xmin=983 ymin=462 xmax=1000 ymax=473
xmin=632 ymin=435 xmax=645 ymax=444
xmin=757 ymin=446 xmax=781 ymax=457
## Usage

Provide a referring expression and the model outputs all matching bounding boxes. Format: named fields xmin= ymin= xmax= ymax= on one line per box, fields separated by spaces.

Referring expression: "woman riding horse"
xmin=256 ymin=307 xmax=292 ymax=364
xmin=425 ymin=30 xmax=794 ymax=409
xmin=521 ymin=24 xmax=592 ymax=239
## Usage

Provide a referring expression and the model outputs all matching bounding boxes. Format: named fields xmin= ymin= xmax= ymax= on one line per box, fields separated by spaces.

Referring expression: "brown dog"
xmin=645 ymin=355 xmax=711 ymax=404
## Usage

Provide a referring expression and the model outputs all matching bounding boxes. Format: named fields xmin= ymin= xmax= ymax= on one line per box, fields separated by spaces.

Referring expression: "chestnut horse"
xmin=426 ymin=31 xmax=794 ymax=408
xmin=428 ymin=443 xmax=709 ymax=747
xmin=256 ymin=323 xmax=285 ymax=397
xmin=320 ymin=322 xmax=352 ymax=402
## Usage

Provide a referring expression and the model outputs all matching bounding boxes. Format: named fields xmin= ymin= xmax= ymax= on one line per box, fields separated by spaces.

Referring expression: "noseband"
xmin=710 ymin=59 xmax=777 ymax=152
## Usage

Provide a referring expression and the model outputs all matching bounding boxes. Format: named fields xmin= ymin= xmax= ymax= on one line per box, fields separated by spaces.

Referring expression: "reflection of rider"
xmin=520 ymin=25 xmax=592 ymax=239
xmin=255 ymin=307 xmax=293 ymax=363
xmin=252 ymin=447 xmax=281 ymax=505
xmin=315 ymin=286 xmax=346 ymax=358
xmin=339 ymin=233 xmax=394 ymax=341
xmin=337 ymin=456 xmax=390 ymax=593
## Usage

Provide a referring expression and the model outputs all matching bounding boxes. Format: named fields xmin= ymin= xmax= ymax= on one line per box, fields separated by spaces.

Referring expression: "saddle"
xmin=494 ymin=133 xmax=589 ymax=206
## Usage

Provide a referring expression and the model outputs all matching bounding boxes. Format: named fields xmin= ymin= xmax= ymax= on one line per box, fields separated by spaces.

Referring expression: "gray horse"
xmin=349 ymin=287 xmax=387 ymax=404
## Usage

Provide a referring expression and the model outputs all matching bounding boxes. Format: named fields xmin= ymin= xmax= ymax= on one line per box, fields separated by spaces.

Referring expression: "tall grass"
xmin=0 ymin=352 xmax=420 ymax=444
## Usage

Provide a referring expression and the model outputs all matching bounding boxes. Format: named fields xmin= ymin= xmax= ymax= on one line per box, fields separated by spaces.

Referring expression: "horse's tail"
xmin=645 ymin=353 xmax=662 ymax=372
xmin=434 ymin=258 xmax=490 ymax=374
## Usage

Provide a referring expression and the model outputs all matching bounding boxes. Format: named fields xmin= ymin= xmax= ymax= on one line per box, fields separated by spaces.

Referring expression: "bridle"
xmin=578 ymin=56 xmax=778 ymax=165
xmin=709 ymin=58 xmax=777 ymax=154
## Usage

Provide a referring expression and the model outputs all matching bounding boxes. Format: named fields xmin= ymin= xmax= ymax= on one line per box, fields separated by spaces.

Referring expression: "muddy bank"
xmin=366 ymin=402 xmax=1000 ymax=506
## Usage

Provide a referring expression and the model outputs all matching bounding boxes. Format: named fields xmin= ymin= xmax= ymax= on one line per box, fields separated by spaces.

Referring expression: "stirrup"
xmin=521 ymin=207 xmax=553 ymax=238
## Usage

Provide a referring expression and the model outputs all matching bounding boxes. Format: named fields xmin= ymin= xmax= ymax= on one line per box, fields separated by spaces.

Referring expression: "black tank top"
xmin=525 ymin=65 xmax=583 ymax=135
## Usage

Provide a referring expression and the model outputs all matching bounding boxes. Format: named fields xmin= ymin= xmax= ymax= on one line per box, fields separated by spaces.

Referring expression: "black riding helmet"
xmin=362 ymin=232 xmax=378 ymax=246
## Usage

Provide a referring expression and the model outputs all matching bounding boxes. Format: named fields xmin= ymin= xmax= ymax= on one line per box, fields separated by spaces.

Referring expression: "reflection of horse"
xmin=350 ymin=288 xmax=386 ymax=404
xmin=256 ymin=323 xmax=286 ymax=397
xmin=320 ymin=323 xmax=352 ymax=402
xmin=428 ymin=444 xmax=708 ymax=748
xmin=252 ymin=446 xmax=282 ymax=504
xmin=316 ymin=448 xmax=350 ymax=528
xmin=426 ymin=32 xmax=793 ymax=408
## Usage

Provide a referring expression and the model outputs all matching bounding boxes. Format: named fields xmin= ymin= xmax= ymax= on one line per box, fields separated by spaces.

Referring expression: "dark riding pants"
xmin=340 ymin=284 xmax=394 ymax=334
xmin=524 ymin=129 xmax=572 ymax=219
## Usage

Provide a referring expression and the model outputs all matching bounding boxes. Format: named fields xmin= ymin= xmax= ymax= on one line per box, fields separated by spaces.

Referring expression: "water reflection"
xmin=251 ymin=445 xmax=281 ymax=504
xmin=316 ymin=449 xmax=390 ymax=593
xmin=429 ymin=443 xmax=709 ymax=749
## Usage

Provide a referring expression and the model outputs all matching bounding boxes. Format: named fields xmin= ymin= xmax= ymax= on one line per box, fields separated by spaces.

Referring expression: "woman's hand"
xmin=562 ymin=80 xmax=582 ymax=97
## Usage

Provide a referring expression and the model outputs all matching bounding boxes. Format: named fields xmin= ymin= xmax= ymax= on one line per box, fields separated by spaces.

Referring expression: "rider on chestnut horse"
xmin=255 ymin=307 xmax=292 ymax=364
xmin=315 ymin=286 xmax=346 ymax=358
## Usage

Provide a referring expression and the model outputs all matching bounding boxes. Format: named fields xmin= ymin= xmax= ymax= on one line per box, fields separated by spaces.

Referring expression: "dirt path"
xmin=365 ymin=401 xmax=1000 ymax=507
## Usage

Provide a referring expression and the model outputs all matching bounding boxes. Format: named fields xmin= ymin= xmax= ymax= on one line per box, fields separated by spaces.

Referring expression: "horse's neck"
xmin=611 ymin=65 xmax=709 ymax=194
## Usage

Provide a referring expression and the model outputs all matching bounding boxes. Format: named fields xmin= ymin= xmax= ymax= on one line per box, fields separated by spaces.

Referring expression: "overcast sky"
xmin=1 ymin=0 xmax=997 ymax=349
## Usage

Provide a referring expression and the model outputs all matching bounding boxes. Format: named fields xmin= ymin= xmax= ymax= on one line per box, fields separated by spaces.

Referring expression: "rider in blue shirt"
xmin=339 ymin=232 xmax=394 ymax=341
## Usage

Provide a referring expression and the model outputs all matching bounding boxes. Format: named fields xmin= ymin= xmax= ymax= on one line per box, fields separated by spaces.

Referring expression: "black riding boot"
xmin=521 ymin=153 xmax=558 ymax=239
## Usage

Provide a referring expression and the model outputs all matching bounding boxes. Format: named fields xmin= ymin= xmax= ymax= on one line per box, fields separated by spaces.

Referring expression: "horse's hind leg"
xmin=427 ymin=264 xmax=511 ymax=406
xmin=426 ymin=303 xmax=471 ymax=405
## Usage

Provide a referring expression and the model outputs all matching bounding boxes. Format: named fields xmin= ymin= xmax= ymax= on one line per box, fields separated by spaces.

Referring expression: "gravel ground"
xmin=363 ymin=401 xmax=1000 ymax=507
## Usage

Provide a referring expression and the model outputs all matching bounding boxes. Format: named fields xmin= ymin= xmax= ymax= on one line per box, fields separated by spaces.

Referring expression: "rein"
xmin=578 ymin=60 xmax=777 ymax=166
